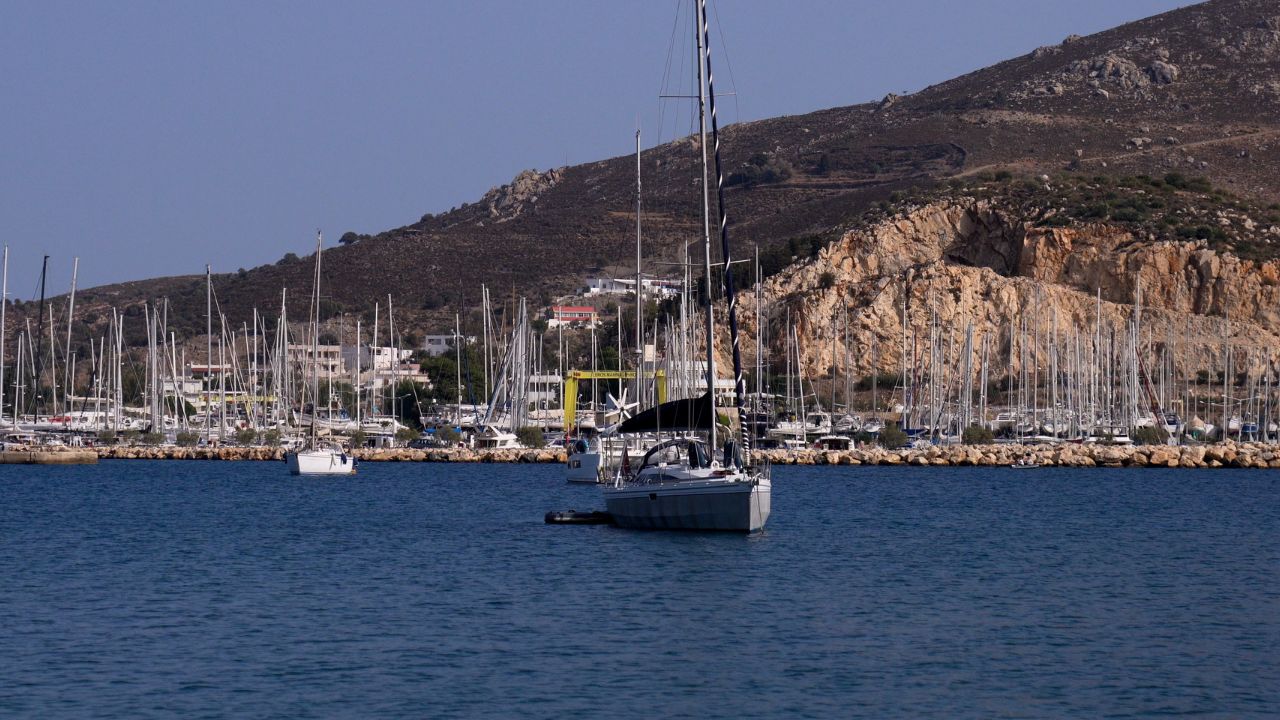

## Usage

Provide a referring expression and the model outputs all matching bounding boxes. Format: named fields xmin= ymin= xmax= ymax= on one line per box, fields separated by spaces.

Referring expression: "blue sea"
xmin=1 ymin=461 xmax=1276 ymax=718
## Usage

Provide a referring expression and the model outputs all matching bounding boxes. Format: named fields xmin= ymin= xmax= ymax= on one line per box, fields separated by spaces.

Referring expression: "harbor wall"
xmin=73 ymin=442 xmax=1280 ymax=468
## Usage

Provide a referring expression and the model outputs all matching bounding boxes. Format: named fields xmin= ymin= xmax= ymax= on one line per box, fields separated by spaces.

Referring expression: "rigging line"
xmin=708 ymin=0 xmax=741 ymax=125
xmin=657 ymin=0 xmax=684 ymax=148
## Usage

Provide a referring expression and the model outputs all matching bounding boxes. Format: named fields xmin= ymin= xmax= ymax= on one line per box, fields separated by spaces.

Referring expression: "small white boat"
xmin=566 ymin=437 xmax=602 ymax=484
xmin=286 ymin=442 xmax=356 ymax=475
xmin=1011 ymin=458 xmax=1040 ymax=469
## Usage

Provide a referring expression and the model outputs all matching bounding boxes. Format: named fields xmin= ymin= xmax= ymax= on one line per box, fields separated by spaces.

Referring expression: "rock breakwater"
xmin=756 ymin=442 xmax=1280 ymax=469
xmin=87 ymin=442 xmax=1280 ymax=468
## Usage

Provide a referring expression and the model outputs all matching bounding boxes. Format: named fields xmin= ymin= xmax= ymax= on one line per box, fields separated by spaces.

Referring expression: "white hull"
xmin=286 ymin=449 xmax=356 ymax=475
xmin=604 ymin=476 xmax=770 ymax=532
xmin=566 ymin=451 xmax=602 ymax=484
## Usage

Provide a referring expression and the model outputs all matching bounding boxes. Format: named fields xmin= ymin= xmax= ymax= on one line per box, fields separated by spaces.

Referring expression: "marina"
xmin=3 ymin=0 xmax=1279 ymax=716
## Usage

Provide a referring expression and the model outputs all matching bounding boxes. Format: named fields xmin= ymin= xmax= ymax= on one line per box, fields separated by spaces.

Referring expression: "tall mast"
xmin=311 ymin=231 xmax=323 ymax=447
xmin=205 ymin=264 xmax=212 ymax=443
xmin=64 ymin=257 xmax=78 ymax=412
xmin=634 ymin=127 xmax=645 ymax=409
xmin=695 ymin=0 xmax=716 ymax=454
xmin=34 ymin=255 xmax=48 ymax=418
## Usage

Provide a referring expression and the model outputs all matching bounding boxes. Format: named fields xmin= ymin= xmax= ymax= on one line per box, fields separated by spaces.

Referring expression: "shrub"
xmin=395 ymin=427 xmax=421 ymax=443
xmin=122 ymin=430 xmax=141 ymax=444
xmin=1131 ymin=425 xmax=1168 ymax=445
xmin=141 ymin=432 xmax=164 ymax=445
xmin=877 ymin=422 xmax=908 ymax=448
xmin=175 ymin=431 xmax=200 ymax=447
xmin=262 ymin=429 xmax=282 ymax=447
xmin=235 ymin=428 xmax=258 ymax=445
xmin=994 ymin=170 xmax=1013 ymax=182
xmin=97 ymin=430 xmax=117 ymax=445
xmin=962 ymin=425 xmax=994 ymax=444
xmin=436 ymin=426 xmax=460 ymax=444
xmin=516 ymin=426 xmax=546 ymax=448
xmin=349 ymin=430 xmax=367 ymax=448
xmin=818 ymin=271 xmax=837 ymax=289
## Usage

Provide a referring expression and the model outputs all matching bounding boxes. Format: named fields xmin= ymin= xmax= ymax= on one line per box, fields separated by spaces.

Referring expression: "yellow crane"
xmin=563 ymin=370 xmax=666 ymax=432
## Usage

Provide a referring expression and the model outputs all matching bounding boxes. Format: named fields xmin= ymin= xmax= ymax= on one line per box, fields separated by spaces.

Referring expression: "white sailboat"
xmin=286 ymin=231 xmax=355 ymax=476
xmin=603 ymin=0 xmax=770 ymax=532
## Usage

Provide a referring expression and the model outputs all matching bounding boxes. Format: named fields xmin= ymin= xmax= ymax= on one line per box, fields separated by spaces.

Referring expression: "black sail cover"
xmin=617 ymin=392 xmax=714 ymax=434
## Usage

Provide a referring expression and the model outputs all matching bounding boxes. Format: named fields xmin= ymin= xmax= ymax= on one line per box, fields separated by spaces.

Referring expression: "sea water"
xmin=1 ymin=461 xmax=1276 ymax=718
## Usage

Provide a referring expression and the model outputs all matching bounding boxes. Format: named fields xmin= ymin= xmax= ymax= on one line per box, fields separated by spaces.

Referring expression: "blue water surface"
xmin=1 ymin=461 xmax=1276 ymax=719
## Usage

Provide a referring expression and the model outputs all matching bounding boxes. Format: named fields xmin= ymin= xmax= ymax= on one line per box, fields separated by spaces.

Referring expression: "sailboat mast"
xmin=205 ymin=264 xmax=212 ymax=443
xmin=311 ymin=232 xmax=322 ymax=446
xmin=635 ymin=127 xmax=645 ymax=409
xmin=64 ymin=257 xmax=78 ymax=413
xmin=34 ymin=255 xmax=48 ymax=418
xmin=693 ymin=0 xmax=716 ymax=454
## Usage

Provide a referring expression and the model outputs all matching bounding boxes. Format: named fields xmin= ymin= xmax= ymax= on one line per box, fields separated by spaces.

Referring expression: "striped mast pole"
xmin=699 ymin=0 xmax=749 ymax=466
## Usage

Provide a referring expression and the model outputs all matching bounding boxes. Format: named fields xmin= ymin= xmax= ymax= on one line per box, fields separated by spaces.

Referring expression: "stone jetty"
xmin=80 ymin=442 xmax=1280 ymax=468
xmin=755 ymin=442 xmax=1280 ymax=469
xmin=0 ymin=448 xmax=98 ymax=464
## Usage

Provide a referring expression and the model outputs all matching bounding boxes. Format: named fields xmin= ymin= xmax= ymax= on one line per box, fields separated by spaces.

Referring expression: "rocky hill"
xmin=28 ymin=0 xmax=1280 ymax=349
xmin=737 ymin=174 xmax=1280 ymax=384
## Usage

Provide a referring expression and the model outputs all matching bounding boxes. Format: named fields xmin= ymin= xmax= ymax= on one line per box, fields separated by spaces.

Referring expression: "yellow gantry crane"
xmin=563 ymin=369 xmax=666 ymax=431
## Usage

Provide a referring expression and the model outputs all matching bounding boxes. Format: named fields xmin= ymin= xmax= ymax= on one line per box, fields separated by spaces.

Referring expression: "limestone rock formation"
xmin=733 ymin=199 xmax=1280 ymax=382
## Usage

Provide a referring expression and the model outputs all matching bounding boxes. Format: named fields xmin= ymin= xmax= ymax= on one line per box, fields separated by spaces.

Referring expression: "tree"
xmin=962 ymin=425 xmax=994 ymax=444
xmin=516 ymin=426 xmax=545 ymax=448
xmin=392 ymin=380 xmax=428 ymax=428
xmin=349 ymin=429 xmax=367 ymax=448
xmin=262 ymin=429 xmax=282 ymax=447
xmin=436 ymin=426 xmax=460 ymax=444
xmin=235 ymin=428 xmax=258 ymax=445
xmin=395 ymin=427 xmax=421 ymax=444
xmin=175 ymin=431 xmax=200 ymax=447
xmin=877 ymin=422 xmax=908 ymax=448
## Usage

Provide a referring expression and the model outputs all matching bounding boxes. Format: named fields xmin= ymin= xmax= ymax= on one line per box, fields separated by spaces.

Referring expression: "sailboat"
xmin=286 ymin=231 xmax=356 ymax=476
xmin=602 ymin=0 xmax=770 ymax=532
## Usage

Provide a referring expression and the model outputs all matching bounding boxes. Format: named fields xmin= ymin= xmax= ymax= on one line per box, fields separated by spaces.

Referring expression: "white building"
xmin=421 ymin=334 xmax=477 ymax=357
xmin=584 ymin=277 xmax=681 ymax=299
xmin=341 ymin=345 xmax=413 ymax=372
xmin=286 ymin=343 xmax=346 ymax=380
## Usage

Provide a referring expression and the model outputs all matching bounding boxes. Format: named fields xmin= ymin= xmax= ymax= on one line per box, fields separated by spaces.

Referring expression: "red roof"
xmin=552 ymin=306 xmax=596 ymax=313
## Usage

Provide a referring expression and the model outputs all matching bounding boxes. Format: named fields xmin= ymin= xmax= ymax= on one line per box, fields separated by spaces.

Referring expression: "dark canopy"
xmin=617 ymin=392 xmax=714 ymax=434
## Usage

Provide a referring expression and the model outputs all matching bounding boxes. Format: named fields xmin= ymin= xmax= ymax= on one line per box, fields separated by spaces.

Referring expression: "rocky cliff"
xmin=738 ymin=190 xmax=1280 ymax=382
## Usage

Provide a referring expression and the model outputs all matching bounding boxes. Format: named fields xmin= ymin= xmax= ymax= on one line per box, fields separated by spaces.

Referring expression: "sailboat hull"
xmin=286 ymin=449 xmax=356 ymax=475
xmin=566 ymin=451 xmax=602 ymax=484
xmin=603 ymin=477 xmax=770 ymax=532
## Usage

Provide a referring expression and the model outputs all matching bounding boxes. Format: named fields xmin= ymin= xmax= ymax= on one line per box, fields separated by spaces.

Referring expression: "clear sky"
xmin=0 ymin=0 xmax=1198 ymax=295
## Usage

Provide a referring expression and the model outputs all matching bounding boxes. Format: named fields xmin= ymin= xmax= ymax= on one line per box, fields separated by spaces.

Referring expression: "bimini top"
xmin=617 ymin=392 xmax=714 ymax=434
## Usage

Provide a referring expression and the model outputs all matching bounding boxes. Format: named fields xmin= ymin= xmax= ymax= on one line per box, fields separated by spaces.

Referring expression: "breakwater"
xmin=74 ymin=442 xmax=1280 ymax=468
xmin=755 ymin=442 xmax=1280 ymax=469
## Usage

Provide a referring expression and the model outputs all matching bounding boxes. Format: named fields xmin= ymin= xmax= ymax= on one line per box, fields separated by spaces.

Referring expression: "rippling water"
xmin=1 ymin=461 xmax=1276 ymax=718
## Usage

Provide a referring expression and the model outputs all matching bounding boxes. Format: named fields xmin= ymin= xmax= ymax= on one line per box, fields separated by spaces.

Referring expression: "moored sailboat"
xmin=602 ymin=0 xmax=770 ymax=532
xmin=285 ymin=232 xmax=355 ymax=476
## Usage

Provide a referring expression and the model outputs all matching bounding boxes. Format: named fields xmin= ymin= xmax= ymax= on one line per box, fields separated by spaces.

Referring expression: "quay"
xmin=0 ymin=449 xmax=98 ymax=465
xmin=69 ymin=441 xmax=1280 ymax=468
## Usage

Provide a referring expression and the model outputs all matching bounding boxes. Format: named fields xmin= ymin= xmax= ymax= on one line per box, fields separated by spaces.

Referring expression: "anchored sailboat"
xmin=602 ymin=0 xmax=770 ymax=532
xmin=286 ymin=231 xmax=356 ymax=475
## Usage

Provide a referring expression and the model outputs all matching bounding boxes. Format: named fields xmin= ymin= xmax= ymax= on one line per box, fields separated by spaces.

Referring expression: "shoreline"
xmin=41 ymin=441 xmax=1280 ymax=468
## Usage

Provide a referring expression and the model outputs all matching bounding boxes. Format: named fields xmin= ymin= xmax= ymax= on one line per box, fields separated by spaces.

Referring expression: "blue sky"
xmin=0 ymin=0 xmax=1197 ymax=293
